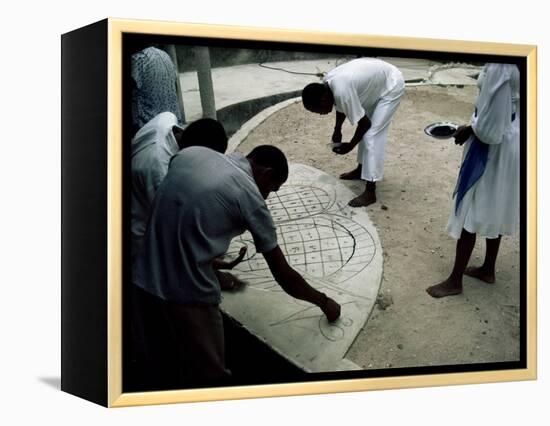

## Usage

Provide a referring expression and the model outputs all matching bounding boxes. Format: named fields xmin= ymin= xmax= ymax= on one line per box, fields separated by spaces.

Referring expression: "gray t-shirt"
xmin=133 ymin=147 xmax=278 ymax=305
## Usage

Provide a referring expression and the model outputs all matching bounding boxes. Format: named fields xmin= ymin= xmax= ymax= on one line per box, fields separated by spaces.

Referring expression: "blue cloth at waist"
xmin=454 ymin=112 xmax=516 ymax=214
xmin=453 ymin=135 xmax=488 ymax=214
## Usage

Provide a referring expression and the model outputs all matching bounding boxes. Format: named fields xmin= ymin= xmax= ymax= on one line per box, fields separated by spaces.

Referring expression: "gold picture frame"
xmin=61 ymin=17 xmax=537 ymax=407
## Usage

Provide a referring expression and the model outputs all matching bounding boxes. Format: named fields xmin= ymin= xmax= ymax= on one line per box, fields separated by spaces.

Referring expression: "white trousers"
xmin=357 ymin=82 xmax=405 ymax=181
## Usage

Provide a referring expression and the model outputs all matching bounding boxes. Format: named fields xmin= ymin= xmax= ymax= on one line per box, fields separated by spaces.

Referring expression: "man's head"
xmin=301 ymin=83 xmax=334 ymax=115
xmin=173 ymin=118 xmax=228 ymax=153
xmin=246 ymin=145 xmax=289 ymax=199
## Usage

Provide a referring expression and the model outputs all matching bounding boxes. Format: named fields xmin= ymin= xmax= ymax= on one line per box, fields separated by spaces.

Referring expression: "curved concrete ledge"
xmin=227 ymin=96 xmax=302 ymax=153
xmin=218 ymin=90 xmax=301 ymax=140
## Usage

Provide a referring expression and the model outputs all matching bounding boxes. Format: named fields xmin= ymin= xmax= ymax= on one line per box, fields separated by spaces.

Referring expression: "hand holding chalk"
xmin=332 ymin=142 xmax=354 ymax=155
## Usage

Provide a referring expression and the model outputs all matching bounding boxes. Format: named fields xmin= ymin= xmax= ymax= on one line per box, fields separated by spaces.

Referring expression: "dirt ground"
xmin=235 ymin=85 xmax=521 ymax=370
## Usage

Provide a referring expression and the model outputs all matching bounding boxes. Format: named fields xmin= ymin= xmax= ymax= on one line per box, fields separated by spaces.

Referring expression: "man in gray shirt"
xmin=132 ymin=145 xmax=341 ymax=387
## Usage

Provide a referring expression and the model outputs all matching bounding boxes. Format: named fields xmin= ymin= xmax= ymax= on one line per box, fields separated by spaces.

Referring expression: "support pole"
xmin=195 ymin=47 xmax=217 ymax=119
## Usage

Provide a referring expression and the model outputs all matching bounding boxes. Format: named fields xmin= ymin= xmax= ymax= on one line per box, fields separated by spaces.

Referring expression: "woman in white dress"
xmin=427 ymin=63 xmax=520 ymax=298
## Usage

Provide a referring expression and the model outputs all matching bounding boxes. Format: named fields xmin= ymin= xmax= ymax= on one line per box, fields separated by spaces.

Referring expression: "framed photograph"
xmin=61 ymin=18 xmax=537 ymax=407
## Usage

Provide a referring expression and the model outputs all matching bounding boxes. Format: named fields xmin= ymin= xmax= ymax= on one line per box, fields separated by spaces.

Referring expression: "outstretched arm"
xmin=262 ymin=246 xmax=341 ymax=322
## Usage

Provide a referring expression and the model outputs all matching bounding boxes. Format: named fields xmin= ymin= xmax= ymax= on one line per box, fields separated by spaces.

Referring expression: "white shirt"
xmin=324 ymin=58 xmax=404 ymax=125
xmin=131 ymin=112 xmax=181 ymax=255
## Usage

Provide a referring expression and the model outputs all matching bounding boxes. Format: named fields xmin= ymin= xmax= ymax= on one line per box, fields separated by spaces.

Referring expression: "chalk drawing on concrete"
xmin=220 ymin=164 xmax=383 ymax=372
xmin=226 ymin=183 xmax=377 ymax=283
xmin=226 ymin=213 xmax=376 ymax=287
xmin=267 ymin=301 xmax=356 ymax=342
xmin=266 ymin=184 xmax=335 ymax=222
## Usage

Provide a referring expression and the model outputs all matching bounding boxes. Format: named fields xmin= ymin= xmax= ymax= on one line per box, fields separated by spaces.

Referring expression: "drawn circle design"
xmin=227 ymin=214 xmax=376 ymax=284
xmin=267 ymin=184 xmax=333 ymax=223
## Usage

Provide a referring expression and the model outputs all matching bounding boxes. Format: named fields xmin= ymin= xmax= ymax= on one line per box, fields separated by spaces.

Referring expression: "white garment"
xmin=131 ymin=112 xmax=181 ymax=256
xmin=324 ymin=58 xmax=404 ymax=181
xmin=447 ymin=64 xmax=520 ymax=239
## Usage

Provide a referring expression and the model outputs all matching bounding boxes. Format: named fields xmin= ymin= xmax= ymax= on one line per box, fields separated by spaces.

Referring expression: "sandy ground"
xmin=235 ymin=85 xmax=521 ymax=370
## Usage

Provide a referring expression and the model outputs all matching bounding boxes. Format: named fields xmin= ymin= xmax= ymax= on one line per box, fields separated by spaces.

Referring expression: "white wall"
xmin=1 ymin=0 xmax=547 ymax=424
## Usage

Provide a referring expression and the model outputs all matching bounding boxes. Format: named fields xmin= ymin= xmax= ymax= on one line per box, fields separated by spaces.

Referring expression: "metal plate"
xmin=424 ymin=121 xmax=458 ymax=139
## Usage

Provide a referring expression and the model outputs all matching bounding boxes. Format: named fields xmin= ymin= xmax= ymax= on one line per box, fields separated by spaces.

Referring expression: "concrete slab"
xmin=220 ymin=164 xmax=383 ymax=372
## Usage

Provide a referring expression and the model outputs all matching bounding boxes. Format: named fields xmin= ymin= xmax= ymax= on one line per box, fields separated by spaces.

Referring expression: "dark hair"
xmin=301 ymin=82 xmax=329 ymax=110
xmin=247 ymin=145 xmax=289 ymax=183
xmin=181 ymin=118 xmax=228 ymax=153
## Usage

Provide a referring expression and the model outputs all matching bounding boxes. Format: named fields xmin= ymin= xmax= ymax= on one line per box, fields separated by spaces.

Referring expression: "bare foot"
xmin=464 ymin=266 xmax=495 ymax=284
xmin=339 ymin=166 xmax=362 ymax=180
xmin=349 ymin=191 xmax=376 ymax=207
xmin=426 ymin=279 xmax=463 ymax=298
